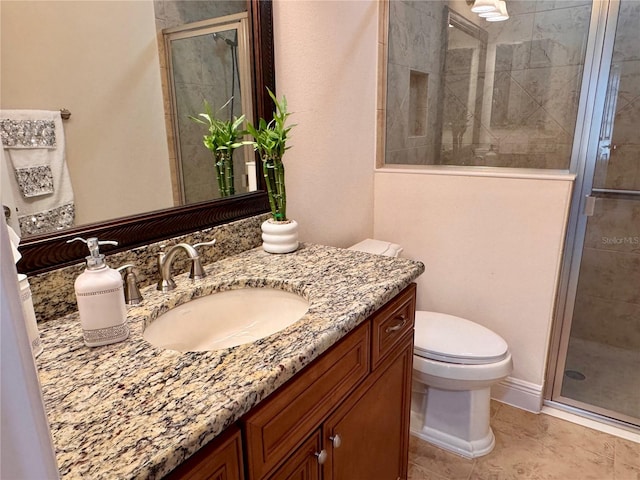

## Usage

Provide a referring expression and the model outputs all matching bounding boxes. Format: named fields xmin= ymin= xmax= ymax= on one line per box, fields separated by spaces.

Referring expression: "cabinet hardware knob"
xmin=385 ymin=314 xmax=407 ymax=333
xmin=315 ymin=449 xmax=328 ymax=464
xmin=330 ymin=434 xmax=342 ymax=448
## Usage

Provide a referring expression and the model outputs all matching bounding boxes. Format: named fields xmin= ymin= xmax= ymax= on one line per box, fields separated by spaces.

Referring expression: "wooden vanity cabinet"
xmin=266 ymin=333 xmax=413 ymax=480
xmin=249 ymin=283 xmax=416 ymax=480
xmin=167 ymin=284 xmax=416 ymax=480
xmin=322 ymin=335 xmax=413 ymax=480
xmin=165 ymin=425 xmax=244 ymax=480
xmin=244 ymin=320 xmax=371 ymax=479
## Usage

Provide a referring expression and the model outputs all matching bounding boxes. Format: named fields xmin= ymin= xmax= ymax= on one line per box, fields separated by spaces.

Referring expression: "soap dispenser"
xmin=68 ymin=237 xmax=129 ymax=347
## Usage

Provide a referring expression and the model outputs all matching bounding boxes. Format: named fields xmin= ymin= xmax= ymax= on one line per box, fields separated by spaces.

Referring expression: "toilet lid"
xmin=414 ymin=311 xmax=509 ymax=365
xmin=347 ymin=239 xmax=403 ymax=257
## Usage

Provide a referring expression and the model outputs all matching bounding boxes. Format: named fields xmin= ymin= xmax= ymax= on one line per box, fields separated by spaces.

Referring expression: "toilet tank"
xmin=348 ymin=239 xmax=403 ymax=257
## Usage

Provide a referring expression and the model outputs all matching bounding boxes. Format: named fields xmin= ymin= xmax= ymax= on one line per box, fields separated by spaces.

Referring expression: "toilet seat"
xmin=414 ymin=311 xmax=509 ymax=365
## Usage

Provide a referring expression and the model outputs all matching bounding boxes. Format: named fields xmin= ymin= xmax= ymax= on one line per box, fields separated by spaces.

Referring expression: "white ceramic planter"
xmin=261 ymin=219 xmax=299 ymax=254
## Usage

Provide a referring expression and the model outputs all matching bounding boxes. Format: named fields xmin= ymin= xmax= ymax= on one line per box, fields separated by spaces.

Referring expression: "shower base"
xmin=562 ymin=337 xmax=640 ymax=423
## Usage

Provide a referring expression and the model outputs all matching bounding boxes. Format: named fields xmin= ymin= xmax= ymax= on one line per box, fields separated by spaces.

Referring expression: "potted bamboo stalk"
xmin=190 ymin=99 xmax=245 ymax=198
xmin=247 ymin=88 xmax=298 ymax=253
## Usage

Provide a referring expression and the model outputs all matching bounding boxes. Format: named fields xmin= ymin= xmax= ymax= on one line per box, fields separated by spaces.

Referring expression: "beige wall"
xmin=1 ymin=0 xmax=173 ymax=225
xmin=272 ymin=0 xmax=377 ymax=247
xmin=374 ymin=170 xmax=573 ymax=400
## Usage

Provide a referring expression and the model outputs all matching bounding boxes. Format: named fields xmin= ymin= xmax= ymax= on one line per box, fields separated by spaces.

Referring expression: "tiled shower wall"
xmin=570 ymin=0 xmax=640 ymax=352
xmin=385 ymin=0 xmax=592 ymax=169
xmin=572 ymin=198 xmax=640 ymax=350
xmin=593 ymin=1 xmax=640 ymax=192
xmin=385 ymin=0 xmax=446 ymax=165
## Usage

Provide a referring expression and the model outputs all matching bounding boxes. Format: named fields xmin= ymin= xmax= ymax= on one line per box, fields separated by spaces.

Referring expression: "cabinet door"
xmin=165 ymin=426 xmax=244 ymax=480
xmin=324 ymin=335 xmax=413 ymax=480
xmin=267 ymin=430 xmax=322 ymax=480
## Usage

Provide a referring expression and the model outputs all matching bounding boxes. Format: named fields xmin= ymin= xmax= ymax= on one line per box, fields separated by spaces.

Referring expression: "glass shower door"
xmin=552 ymin=0 xmax=640 ymax=427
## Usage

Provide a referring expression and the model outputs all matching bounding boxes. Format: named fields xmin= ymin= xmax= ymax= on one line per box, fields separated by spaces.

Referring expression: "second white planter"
xmin=261 ymin=219 xmax=299 ymax=254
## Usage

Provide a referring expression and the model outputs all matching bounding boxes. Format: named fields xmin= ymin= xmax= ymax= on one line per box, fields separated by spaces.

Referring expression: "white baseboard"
xmin=491 ymin=376 xmax=543 ymax=413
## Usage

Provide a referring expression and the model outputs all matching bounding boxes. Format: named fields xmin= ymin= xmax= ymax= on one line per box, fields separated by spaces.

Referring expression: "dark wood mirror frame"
xmin=17 ymin=0 xmax=273 ymax=276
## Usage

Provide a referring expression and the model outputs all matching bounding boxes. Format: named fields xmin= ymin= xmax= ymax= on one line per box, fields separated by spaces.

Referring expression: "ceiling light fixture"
xmin=470 ymin=0 xmax=499 ymax=13
xmin=485 ymin=1 xmax=509 ymax=22
xmin=478 ymin=10 xmax=501 ymax=18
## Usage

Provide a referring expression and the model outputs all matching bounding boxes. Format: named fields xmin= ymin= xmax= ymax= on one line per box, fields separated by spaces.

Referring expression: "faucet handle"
xmin=117 ymin=264 xmax=143 ymax=305
xmin=190 ymin=239 xmax=216 ymax=280
xmin=193 ymin=239 xmax=216 ymax=250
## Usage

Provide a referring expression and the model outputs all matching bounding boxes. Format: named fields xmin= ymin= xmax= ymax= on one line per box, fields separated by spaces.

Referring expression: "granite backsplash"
xmin=29 ymin=214 xmax=270 ymax=321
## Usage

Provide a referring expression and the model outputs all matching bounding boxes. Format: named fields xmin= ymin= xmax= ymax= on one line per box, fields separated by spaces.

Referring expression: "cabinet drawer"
xmin=243 ymin=321 xmax=370 ymax=480
xmin=371 ymin=284 xmax=416 ymax=369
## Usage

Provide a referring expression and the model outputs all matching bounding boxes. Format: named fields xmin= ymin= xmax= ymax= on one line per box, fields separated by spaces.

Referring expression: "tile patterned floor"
xmin=408 ymin=402 xmax=640 ymax=480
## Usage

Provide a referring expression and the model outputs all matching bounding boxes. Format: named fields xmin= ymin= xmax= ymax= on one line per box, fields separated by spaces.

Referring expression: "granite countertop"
xmin=36 ymin=243 xmax=424 ymax=479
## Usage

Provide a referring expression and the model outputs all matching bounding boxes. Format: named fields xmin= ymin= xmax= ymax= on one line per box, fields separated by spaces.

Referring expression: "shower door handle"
xmin=584 ymin=195 xmax=596 ymax=217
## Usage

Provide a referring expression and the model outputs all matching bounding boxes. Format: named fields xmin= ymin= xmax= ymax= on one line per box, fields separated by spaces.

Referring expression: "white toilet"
xmin=348 ymin=239 xmax=513 ymax=458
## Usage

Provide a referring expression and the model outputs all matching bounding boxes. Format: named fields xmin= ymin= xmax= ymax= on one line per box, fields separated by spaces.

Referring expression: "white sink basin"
xmin=143 ymin=288 xmax=309 ymax=352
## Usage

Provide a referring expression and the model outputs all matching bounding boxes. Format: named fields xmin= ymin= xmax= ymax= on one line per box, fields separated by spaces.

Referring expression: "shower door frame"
xmin=544 ymin=0 xmax=638 ymax=428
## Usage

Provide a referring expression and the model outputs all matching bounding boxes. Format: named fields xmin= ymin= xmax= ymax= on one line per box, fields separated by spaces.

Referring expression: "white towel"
xmin=1 ymin=146 xmax=20 ymax=233
xmin=1 ymin=110 xmax=75 ymax=236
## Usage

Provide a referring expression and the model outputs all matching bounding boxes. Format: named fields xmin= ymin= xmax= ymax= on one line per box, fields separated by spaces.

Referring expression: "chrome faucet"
xmin=156 ymin=240 xmax=216 ymax=292
xmin=117 ymin=264 xmax=143 ymax=305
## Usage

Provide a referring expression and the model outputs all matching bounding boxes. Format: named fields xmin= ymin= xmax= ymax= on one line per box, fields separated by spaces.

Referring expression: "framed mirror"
xmin=10 ymin=0 xmax=274 ymax=275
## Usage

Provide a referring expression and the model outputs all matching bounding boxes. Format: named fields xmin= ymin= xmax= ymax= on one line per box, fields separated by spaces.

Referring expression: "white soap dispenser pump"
xmin=68 ymin=237 xmax=129 ymax=347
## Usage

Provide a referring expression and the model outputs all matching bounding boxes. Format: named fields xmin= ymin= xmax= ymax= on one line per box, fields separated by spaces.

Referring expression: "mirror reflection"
xmin=165 ymin=13 xmax=256 ymax=204
xmin=441 ymin=11 xmax=487 ymax=163
xmin=1 ymin=0 xmax=257 ymax=239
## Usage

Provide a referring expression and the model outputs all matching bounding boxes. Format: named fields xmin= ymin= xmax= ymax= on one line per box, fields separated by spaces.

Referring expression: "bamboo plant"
xmin=246 ymin=89 xmax=295 ymax=222
xmin=190 ymin=99 xmax=245 ymax=198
